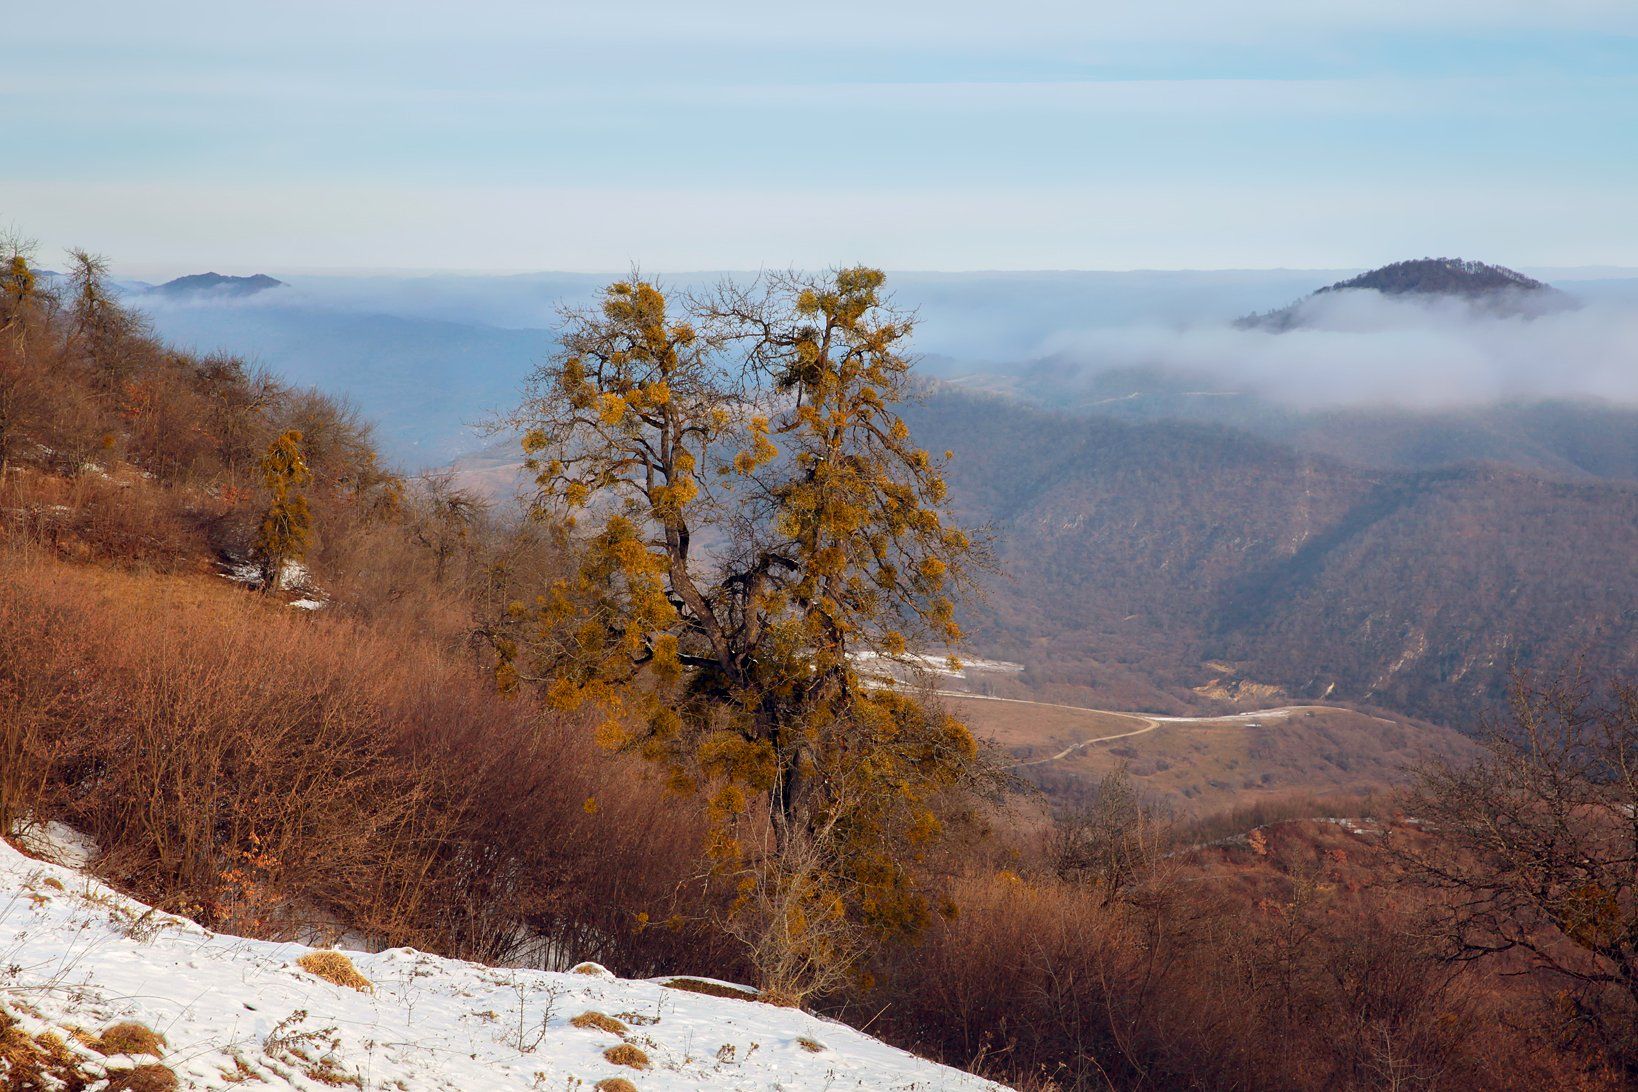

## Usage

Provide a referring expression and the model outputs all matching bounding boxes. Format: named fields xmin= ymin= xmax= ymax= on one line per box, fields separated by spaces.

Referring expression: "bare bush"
xmin=0 ymin=554 xmax=722 ymax=968
xmin=1403 ymin=674 xmax=1638 ymax=1072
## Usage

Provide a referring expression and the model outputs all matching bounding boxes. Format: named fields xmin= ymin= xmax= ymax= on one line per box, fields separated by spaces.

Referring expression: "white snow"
xmin=9 ymin=819 xmax=100 ymax=870
xmin=0 ymin=836 xmax=1008 ymax=1091
xmin=220 ymin=558 xmax=311 ymax=590
xmin=852 ymin=651 xmax=1024 ymax=681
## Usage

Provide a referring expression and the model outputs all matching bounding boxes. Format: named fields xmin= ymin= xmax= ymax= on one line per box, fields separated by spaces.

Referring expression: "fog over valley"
xmin=128 ymin=265 xmax=1638 ymax=470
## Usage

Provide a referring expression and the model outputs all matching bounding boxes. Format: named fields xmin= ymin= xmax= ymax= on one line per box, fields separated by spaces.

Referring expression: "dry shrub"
xmin=1 ymin=468 xmax=206 ymax=571
xmin=796 ymin=1036 xmax=824 ymax=1053
xmin=0 ymin=1008 xmax=85 ymax=1090
xmin=858 ymin=851 xmax=1604 ymax=1092
xmin=96 ymin=1021 xmax=166 ymax=1057
xmin=570 ymin=1011 xmax=627 ymax=1035
xmin=602 ymin=1043 xmax=650 ymax=1070
xmin=593 ymin=1080 xmax=637 ymax=1092
xmin=0 ymin=553 xmax=724 ymax=971
xmin=104 ymin=1064 xmax=179 ymax=1092
xmin=295 ymin=951 xmax=372 ymax=993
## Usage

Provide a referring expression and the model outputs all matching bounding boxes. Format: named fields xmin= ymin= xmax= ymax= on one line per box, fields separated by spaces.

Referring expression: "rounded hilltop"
xmin=1237 ymin=256 xmax=1575 ymax=329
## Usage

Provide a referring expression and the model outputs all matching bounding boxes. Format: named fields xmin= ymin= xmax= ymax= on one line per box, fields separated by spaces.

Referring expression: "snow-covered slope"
xmin=0 ymin=837 xmax=1007 ymax=1091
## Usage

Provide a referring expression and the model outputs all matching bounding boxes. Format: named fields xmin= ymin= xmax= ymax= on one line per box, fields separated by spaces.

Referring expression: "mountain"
xmin=902 ymin=387 xmax=1638 ymax=727
xmin=150 ymin=271 xmax=285 ymax=298
xmin=1320 ymin=257 xmax=1553 ymax=298
xmin=1237 ymin=257 xmax=1576 ymax=329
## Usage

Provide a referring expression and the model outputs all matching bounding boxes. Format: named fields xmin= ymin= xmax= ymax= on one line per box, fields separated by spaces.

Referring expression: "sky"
xmin=5 ymin=1 xmax=1637 ymax=272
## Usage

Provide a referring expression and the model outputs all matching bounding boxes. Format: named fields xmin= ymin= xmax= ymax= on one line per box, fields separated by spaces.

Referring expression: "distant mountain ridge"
xmin=1237 ymin=257 xmax=1575 ymax=330
xmin=151 ymin=272 xmax=285 ymax=298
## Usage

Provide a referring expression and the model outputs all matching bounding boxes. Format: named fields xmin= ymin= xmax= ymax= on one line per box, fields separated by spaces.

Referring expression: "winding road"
xmin=932 ymin=689 xmax=1321 ymax=768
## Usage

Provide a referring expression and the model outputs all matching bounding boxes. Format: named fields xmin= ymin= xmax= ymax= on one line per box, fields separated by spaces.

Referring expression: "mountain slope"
xmin=0 ymin=834 xmax=1007 ymax=1092
xmin=903 ymin=388 xmax=1638 ymax=726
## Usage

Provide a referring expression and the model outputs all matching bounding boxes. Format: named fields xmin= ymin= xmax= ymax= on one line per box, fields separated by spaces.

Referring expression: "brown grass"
xmin=296 ymin=951 xmax=372 ymax=993
xmin=570 ymin=1011 xmax=627 ymax=1035
xmin=95 ymin=1021 xmax=166 ymax=1057
xmin=601 ymin=1043 xmax=650 ymax=1069
xmin=796 ymin=1036 xmax=824 ymax=1052
xmin=0 ymin=1009 xmax=87 ymax=1090
xmin=0 ymin=553 xmax=729 ymax=974
xmin=661 ymin=978 xmax=759 ymax=1003
xmin=593 ymin=1080 xmax=637 ymax=1092
xmin=104 ymin=1064 xmax=179 ymax=1092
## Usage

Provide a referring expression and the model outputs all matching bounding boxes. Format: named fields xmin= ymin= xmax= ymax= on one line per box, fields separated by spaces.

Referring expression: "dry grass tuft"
xmin=104 ymin=1063 xmax=180 ymax=1092
xmin=594 ymin=1080 xmax=638 ymax=1092
xmin=797 ymin=1035 xmax=825 ymax=1052
xmin=571 ymin=961 xmax=612 ymax=977
xmin=570 ymin=1011 xmax=627 ymax=1035
xmin=97 ymin=1020 xmax=166 ymax=1057
xmin=602 ymin=1043 xmax=650 ymax=1069
xmin=295 ymin=950 xmax=373 ymax=993
xmin=661 ymin=977 xmax=759 ymax=1003
xmin=0 ymin=1010 xmax=85 ymax=1088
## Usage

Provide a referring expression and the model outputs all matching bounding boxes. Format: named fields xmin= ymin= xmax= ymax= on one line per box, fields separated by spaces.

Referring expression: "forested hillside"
xmin=905 ymin=388 xmax=1638 ymax=725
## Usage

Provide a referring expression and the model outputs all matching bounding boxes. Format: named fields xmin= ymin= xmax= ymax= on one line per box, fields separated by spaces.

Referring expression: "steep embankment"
xmin=0 ymin=834 xmax=1008 ymax=1092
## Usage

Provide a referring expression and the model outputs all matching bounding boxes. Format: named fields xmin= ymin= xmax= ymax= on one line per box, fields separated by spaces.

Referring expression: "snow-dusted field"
xmin=0 ymin=837 xmax=1008 ymax=1091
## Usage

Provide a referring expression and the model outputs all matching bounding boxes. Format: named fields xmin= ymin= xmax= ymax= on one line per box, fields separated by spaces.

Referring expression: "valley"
xmin=12 ymin=3 xmax=1638 ymax=1086
xmin=938 ymin=690 xmax=1478 ymax=815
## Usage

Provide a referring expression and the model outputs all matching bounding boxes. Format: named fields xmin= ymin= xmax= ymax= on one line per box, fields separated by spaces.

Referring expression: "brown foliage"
xmin=854 ymin=822 xmax=1600 ymax=1091
xmin=103 ymin=1065 xmax=178 ymax=1092
xmin=295 ymin=952 xmax=373 ymax=993
xmin=601 ymin=1043 xmax=650 ymax=1069
xmin=661 ymin=978 xmax=760 ymax=1003
xmin=570 ymin=1011 xmax=627 ymax=1035
xmin=95 ymin=1022 xmax=166 ymax=1058
xmin=0 ymin=554 xmax=727 ymax=971
xmin=1403 ymin=675 xmax=1638 ymax=1073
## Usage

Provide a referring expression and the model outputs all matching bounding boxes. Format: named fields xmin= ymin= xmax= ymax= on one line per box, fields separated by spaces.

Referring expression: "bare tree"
xmin=1400 ymin=674 xmax=1638 ymax=1069
xmin=1046 ymin=764 xmax=1171 ymax=907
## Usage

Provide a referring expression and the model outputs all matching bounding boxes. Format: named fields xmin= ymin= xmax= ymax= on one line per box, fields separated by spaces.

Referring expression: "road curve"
xmin=932 ymin=690 xmax=1333 ymax=769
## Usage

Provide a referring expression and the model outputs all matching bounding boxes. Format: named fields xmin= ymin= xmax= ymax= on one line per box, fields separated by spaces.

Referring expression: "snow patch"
xmin=0 ymin=837 xmax=1008 ymax=1091
xmin=9 ymin=818 xmax=100 ymax=869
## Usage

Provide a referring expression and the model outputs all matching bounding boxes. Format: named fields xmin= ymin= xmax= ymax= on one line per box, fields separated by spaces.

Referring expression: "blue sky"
xmin=4 ymin=1 xmax=1636 ymax=272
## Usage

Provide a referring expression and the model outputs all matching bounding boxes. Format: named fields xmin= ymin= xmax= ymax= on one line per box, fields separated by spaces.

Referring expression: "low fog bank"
xmin=129 ymin=268 xmax=1352 ymax=344
xmin=1031 ymin=287 xmax=1638 ymax=409
xmin=124 ymin=270 xmax=1638 ymax=472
